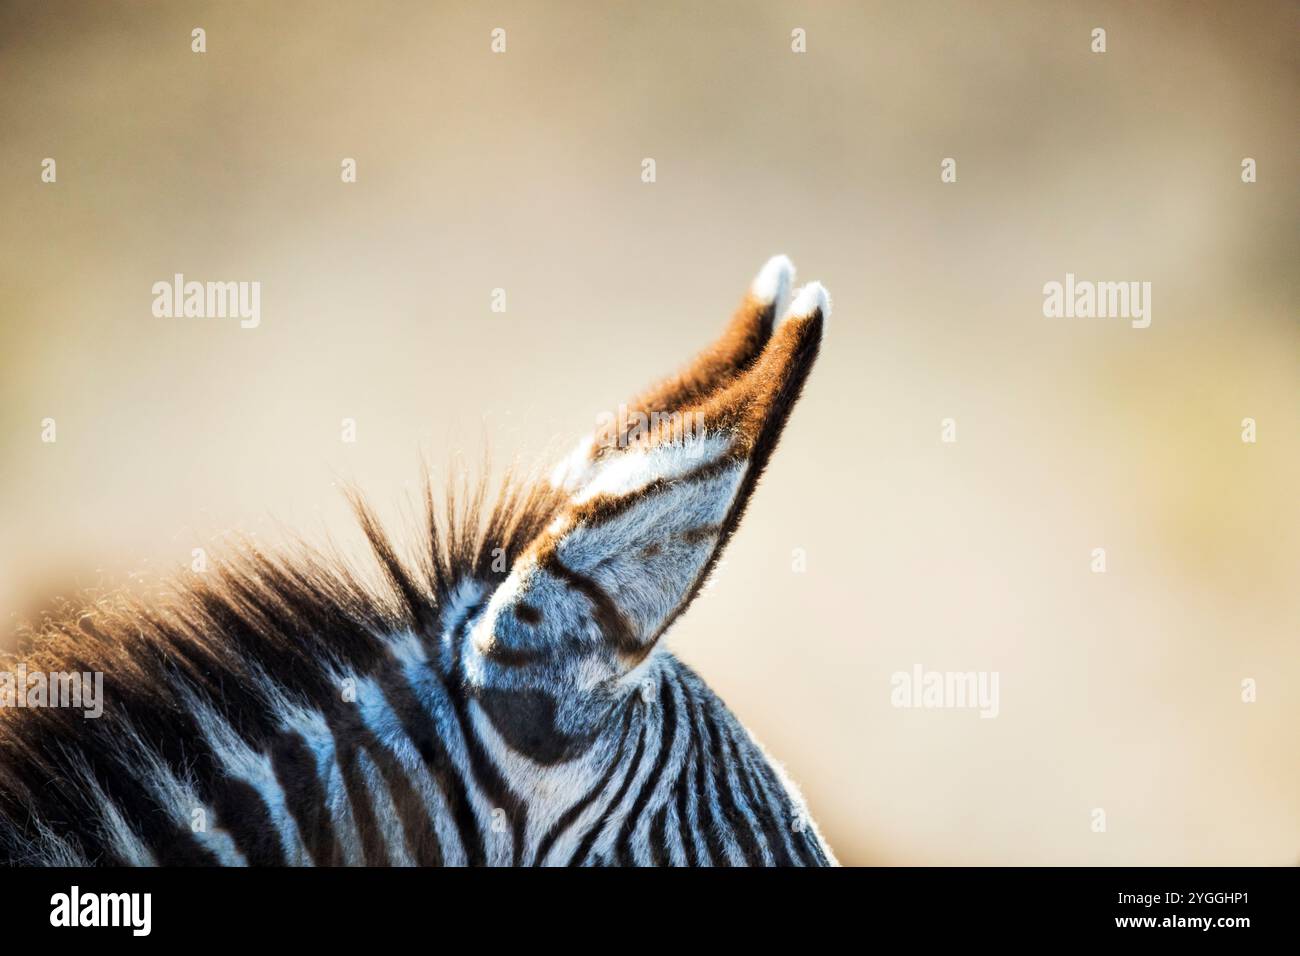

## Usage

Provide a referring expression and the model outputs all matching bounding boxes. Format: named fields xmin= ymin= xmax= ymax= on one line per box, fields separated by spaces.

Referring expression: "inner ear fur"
xmin=524 ymin=285 xmax=827 ymax=658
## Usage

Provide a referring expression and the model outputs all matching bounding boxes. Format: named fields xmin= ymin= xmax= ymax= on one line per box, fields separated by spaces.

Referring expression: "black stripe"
xmin=679 ymin=680 xmax=728 ymax=866
xmin=480 ymin=643 xmax=548 ymax=668
xmin=701 ymin=709 xmax=763 ymax=866
xmin=270 ymin=730 xmax=339 ymax=866
xmin=475 ymin=686 xmax=593 ymax=765
xmin=648 ymin=804 xmax=670 ymax=867
xmin=614 ymin=675 xmax=678 ymax=864
xmin=344 ymin=708 xmax=444 ymax=867
xmin=210 ymin=775 xmax=287 ymax=866
xmin=798 ymin=824 xmax=831 ymax=866
xmin=150 ymin=825 xmax=226 ymax=866
xmin=449 ymin=691 xmax=527 ymax=865
xmin=755 ymin=761 xmax=819 ymax=867
xmin=566 ymin=714 xmax=647 ymax=867
xmin=0 ymin=660 xmax=227 ymax=866
xmin=325 ymin=707 xmax=391 ymax=866
xmin=674 ymin=748 xmax=699 ymax=867
xmin=736 ymin=747 xmax=795 ymax=866
xmin=542 ymin=558 xmax=642 ymax=659
xmin=691 ymin=731 xmax=727 ymax=865
xmin=448 ymin=612 xmax=531 ymax=865
xmin=379 ymin=664 xmax=485 ymax=866
xmin=534 ymin=702 xmax=636 ymax=865
xmin=717 ymin=718 xmax=776 ymax=865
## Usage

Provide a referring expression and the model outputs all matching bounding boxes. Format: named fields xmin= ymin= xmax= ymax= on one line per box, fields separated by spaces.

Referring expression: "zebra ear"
xmin=549 ymin=255 xmax=796 ymax=493
xmin=493 ymin=279 xmax=828 ymax=669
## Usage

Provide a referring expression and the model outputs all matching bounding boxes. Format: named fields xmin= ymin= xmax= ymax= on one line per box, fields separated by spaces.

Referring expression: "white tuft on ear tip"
xmin=783 ymin=281 xmax=831 ymax=327
xmin=750 ymin=254 xmax=796 ymax=307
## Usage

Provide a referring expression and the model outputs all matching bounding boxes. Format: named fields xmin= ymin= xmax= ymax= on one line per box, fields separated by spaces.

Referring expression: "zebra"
xmin=0 ymin=255 xmax=836 ymax=866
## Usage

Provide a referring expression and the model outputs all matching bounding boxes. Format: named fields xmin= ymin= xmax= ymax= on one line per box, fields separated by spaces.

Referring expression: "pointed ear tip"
xmin=750 ymin=254 xmax=796 ymax=304
xmin=784 ymin=282 xmax=832 ymax=328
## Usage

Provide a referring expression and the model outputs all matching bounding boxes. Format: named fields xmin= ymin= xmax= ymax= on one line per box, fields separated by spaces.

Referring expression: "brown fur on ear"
xmin=549 ymin=281 xmax=827 ymax=550
xmin=554 ymin=256 xmax=795 ymax=488
xmin=638 ymin=285 xmax=827 ymax=646
xmin=665 ymin=289 xmax=825 ymax=461
xmin=613 ymin=286 xmax=785 ymax=443
xmin=527 ymin=284 xmax=827 ymax=658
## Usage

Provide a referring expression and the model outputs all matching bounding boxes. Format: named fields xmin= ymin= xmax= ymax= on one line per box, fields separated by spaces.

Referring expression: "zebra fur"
xmin=0 ymin=256 xmax=837 ymax=867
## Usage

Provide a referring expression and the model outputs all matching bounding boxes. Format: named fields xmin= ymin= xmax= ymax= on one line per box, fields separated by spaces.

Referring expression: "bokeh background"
xmin=1 ymin=1 xmax=1296 ymax=865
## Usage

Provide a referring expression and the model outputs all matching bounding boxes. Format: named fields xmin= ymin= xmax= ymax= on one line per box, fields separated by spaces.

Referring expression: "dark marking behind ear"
xmin=541 ymin=556 xmax=645 ymax=663
xmin=475 ymin=687 xmax=595 ymax=766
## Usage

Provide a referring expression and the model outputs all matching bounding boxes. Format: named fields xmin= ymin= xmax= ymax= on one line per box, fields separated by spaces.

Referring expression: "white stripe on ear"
xmin=561 ymin=461 xmax=743 ymax=571
xmin=557 ymin=458 xmax=746 ymax=639
xmin=572 ymin=433 xmax=731 ymax=505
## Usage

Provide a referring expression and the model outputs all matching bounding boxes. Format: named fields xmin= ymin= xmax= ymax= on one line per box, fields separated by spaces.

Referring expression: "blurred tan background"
xmin=1 ymin=1 xmax=1296 ymax=865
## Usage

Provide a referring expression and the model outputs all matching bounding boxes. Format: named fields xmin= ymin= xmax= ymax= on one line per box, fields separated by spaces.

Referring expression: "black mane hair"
xmin=0 ymin=470 xmax=565 ymax=864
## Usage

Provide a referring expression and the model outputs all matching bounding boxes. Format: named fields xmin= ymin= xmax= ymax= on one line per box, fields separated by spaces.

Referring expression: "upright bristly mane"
xmin=0 ymin=470 xmax=564 ymax=864
xmin=0 ymin=255 xmax=838 ymax=867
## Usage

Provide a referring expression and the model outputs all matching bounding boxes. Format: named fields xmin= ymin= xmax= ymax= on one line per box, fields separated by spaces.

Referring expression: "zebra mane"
xmin=0 ymin=255 xmax=839 ymax=867
xmin=0 ymin=468 xmax=565 ymax=862
xmin=352 ymin=466 xmax=569 ymax=633
xmin=10 ymin=467 xmax=564 ymax=677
